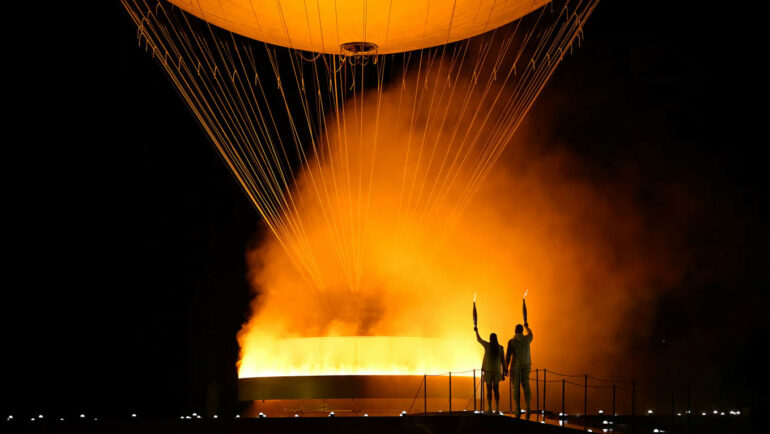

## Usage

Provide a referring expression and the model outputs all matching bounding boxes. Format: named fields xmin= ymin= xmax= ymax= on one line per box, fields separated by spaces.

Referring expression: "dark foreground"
xmin=7 ymin=415 xmax=576 ymax=434
xmin=7 ymin=413 xmax=751 ymax=434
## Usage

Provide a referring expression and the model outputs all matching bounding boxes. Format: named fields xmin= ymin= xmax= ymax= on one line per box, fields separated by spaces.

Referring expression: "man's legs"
xmin=493 ymin=382 xmax=500 ymax=413
xmin=521 ymin=367 xmax=532 ymax=419
xmin=512 ymin=370 xmax=521 ymax=418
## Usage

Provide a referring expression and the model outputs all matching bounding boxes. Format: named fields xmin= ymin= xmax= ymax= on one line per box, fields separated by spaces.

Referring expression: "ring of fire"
xmin=238 ymin=336 xmax=482 ymax=378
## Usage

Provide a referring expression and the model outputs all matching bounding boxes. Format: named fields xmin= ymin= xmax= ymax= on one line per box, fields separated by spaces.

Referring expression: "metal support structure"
xmin=448 ymin=372 xmax=452 ymax=413
xmin=686 ymin=384 xmax=691 ymax=434
xmin=584 ymin=375 xmax=588 ymax=431
xmin=632 ymin=380 xmax=636 ymax=433
xmin=241 ymin=369 xmax=646 ymax=420
xmin=480 ymin=373 xmax=485 ymax=412
xmin=535 ymin=369 xmax=539 ymax=421
xmin=423 ymin=374 xmax=427 ymax=415
xmin=473 ymin=369 xmax=476 ymax=411
xmin=543 ymin=369 xmax=547 ymax=420
xmin=670 ymin=392 xmax=675 ymax=433
xmin=612 ymin=384 xmax=616 ymax=421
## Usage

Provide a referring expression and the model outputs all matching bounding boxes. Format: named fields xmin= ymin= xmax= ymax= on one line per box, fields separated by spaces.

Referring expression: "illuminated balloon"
xmin=123 ymin=0 xmax=597 ymax=292
xmin=123 ymin=0 xmax=599 ymax=382
xmin=167 ymin=0 xmax=550 ymax=54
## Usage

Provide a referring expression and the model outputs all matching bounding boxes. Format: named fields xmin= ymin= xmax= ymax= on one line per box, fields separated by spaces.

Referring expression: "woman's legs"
xmin=486 ymin=381 xmax=493 ymax=411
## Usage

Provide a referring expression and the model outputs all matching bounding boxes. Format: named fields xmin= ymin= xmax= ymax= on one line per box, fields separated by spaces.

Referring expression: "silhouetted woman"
xmin=475 ymin=326 xmax=506 ymax=413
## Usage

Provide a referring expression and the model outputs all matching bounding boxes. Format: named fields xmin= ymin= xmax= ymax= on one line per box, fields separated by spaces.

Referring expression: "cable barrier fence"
xmin=244 ymin=369 xmax=734 ymax=433
xmin=398 ymin=368 xmax=637 ymax=430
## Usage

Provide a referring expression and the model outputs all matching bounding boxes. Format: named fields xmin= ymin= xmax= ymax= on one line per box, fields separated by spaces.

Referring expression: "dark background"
xmin=3 ymin=0 xmax=767 ymax=421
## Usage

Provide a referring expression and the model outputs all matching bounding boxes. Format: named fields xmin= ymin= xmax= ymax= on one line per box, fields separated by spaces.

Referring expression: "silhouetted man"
xmin=505 ymin=322 xmax=533 ymax=419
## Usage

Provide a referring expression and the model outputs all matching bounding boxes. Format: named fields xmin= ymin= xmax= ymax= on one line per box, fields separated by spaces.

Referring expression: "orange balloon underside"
xmin=167 ymin=0 xmax=550 ymax=54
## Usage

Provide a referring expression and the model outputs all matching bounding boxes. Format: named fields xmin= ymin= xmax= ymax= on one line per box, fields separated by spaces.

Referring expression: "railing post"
xmin=686 ymin=384 xmax=691 ymax=434
xmin=509 ymin=371 xmax=513 ymax=414
xmin=448 ymin=372 xmax=452 ymax=413
xmin=473 ymin=369 xmax=477 ymax=412
xmin=562 ymin=379 xmax=565 ymax=421
xmin=612 ymin=384 xmax=616 ymax=421
xmin=481 ymin=373 xmax=485 ymax=412
xmin=543 ymin=369 xmax=547 ymax=420
xmin=670 ymin=391 xmax=675 ymax=433
xmin=535 ymin=369 xmax=539 ymax=421
xmin=424 ymin=374 xmax=427 ymax=415
xmin=584 ymin=375 xmax=588 ymax=431
xmin=632 ymin=379 xmax=636 ymax=433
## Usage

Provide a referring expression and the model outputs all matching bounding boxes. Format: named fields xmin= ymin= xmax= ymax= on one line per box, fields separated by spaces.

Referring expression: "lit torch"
xmin=523 ymin=290 xmax=528 ymax=325
xmin=473 ymin=292 xmax=478 ymax=328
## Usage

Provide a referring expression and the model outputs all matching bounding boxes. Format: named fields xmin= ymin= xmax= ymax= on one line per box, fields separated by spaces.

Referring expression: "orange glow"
xmin=238 ymin=337 xmax=479 ymax=377
xmin=237 ymin=67 xmax=518 ymax=378
xmin=237 ymin=55 xmax=683 ymax=379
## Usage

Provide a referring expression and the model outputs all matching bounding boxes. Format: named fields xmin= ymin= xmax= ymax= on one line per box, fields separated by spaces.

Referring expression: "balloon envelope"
xmin=167 ymin=0 xmax=550 ymax=54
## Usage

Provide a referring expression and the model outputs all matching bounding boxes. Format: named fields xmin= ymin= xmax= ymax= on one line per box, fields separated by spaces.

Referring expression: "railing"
xmin=390 ymin=368 xmax=700 ymax=433
xmin=241 ymin=368 xmax=732 ymax=433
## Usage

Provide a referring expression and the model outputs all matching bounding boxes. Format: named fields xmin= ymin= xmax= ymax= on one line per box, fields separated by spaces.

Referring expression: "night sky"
xmin=3 ymin=0 xmax=768 ymax=421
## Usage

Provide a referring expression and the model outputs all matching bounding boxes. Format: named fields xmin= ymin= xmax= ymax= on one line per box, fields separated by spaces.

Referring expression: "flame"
xmin=238 ymin=336 xmax=479 ymax=377
xmin=237 ymin=51 xmax=684 ymax=380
